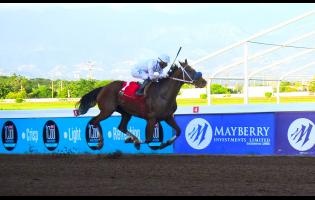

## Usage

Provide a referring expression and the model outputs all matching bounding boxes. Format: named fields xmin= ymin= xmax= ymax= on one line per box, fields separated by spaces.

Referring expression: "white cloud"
xmin=148 ymin=3 xmax=180 ymax=13
xmin=0 ymin=68 xmax=9 ymax=76
xmin=31 ymin=45 xmax=46 ymax=53
xmin=17 ymin=64 xmax=37 ymax=72
xmin=47 ymin=65 xmax=70 ymax=79
xmin=112 ymin=59 xmax=137 ymax=68
xmin=0 ymin=3 xmax=48 ymax=12
xmin=108 ymin=63 xmax=134 ymax=80
xmin=73 ymin=61 xmax=105 ymax=78
xmin=106 ymin=3 xmax=133 ymax=10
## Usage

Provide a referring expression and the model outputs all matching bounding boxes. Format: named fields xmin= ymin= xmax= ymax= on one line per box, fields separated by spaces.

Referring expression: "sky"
xmin=1 ymin=3 xmax=315 ymax=81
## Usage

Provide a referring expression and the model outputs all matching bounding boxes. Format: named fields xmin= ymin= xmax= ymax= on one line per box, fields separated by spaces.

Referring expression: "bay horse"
xmin=75 ymin=59 xmax=207 ymax=150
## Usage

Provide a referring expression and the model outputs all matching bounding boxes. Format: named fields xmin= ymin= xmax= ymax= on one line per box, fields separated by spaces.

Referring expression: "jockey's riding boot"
xmin=136 ymin=79 xmax=150 ymax=96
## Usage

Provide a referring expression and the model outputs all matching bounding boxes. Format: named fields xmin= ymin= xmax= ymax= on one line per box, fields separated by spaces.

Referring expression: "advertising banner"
xmin=0 ymin=116 xmax=173 ymax=154
xmin=174 ymin=113 xmax=275 ymax=155
xmin=276 ymin=112 xmax=315 ymax=156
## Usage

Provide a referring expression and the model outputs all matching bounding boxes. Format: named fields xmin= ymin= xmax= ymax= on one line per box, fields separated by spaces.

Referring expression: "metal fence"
xmin=190 ymin=8 xmax=315 ymax=105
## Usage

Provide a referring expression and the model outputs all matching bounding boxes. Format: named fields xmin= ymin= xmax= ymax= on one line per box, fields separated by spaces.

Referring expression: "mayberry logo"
xmin=43 ymin=120 xmax=59 ymax=151
xmin=185 ymin=118 xmax=212 ymax=150
xmin=287 ymin=118 xmax=315 ymax=151
xmin=1 ymin=121 xmax=18 ymax=151
xmin=86 ymin=120 xmax=103 ymax=150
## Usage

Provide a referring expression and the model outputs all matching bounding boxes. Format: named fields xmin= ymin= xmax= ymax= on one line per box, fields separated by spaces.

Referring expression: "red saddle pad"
xmin=119 ymin=82 xmax=146 ymax=115
xmin=120 ymin=81 xmax=141 ymax=97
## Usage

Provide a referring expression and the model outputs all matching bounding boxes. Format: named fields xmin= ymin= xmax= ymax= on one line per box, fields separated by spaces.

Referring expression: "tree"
xmin=95 ymin=80 xmax=112 ymax=88
xmin=29 ymin=85 xmax=51 ymax=98
xmin=211 ymin=84 xmax=228 ymax=94
xmin=0 ymin=74 xmax=116 ymax=99
xmin=309 ymin=77 xmax=315 ymax=93
xmin=5 ymin=88 xmax=27 ymax=99
xmin=280 ymin=81 xmax=298 ymax=92
xmin=0 ymin=82 xmax=12 ymax=99
xmin=68 ymin=79 xmax=97 ymax=98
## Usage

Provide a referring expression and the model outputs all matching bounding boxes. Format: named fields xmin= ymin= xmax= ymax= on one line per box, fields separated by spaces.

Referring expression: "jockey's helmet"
xmin=158 ymin=54 xmax=170 ymax=64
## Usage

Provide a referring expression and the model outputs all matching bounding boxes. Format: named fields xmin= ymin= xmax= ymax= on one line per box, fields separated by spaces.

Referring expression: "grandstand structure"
xmin=191 ymin=8 xmax=315 ymax=105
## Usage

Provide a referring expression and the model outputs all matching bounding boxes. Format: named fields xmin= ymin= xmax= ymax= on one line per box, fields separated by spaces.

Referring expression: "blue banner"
xmin=275 ymin=112 xmax=315 ymax=156
xmin=174 ymin=113 xmax=275 ymax=155
xmin=0 ymin=116 xmax=173 ymax=154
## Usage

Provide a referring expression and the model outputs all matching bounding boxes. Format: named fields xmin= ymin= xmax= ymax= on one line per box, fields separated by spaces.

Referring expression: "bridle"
xmin=168 ymin=64 xmax=202 ymax=84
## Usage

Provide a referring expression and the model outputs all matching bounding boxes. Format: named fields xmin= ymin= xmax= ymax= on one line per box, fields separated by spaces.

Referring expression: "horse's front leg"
xmin=158 ymin=115 xmax=181 ymax=149
xmin=118 ymin=113 xmax=142 ymax=150
xmin=165 ymin=115 xmax=181 ymax=137
xmin=145 ymin=118 xmax=157 ymax=143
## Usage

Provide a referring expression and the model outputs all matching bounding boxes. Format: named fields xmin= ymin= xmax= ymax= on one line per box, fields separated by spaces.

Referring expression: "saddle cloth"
xmin=118 ymin=81 xmax=146 ymax=114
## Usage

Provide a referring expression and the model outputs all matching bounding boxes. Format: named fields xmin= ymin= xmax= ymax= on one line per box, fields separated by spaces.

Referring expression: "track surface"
xmin=1 ymin=154 xmax=315 ymax=196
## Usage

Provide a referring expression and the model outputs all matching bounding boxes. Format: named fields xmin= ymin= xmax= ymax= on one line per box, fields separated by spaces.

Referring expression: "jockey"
xmin=131 ymin=54 xmax=170 ymax=96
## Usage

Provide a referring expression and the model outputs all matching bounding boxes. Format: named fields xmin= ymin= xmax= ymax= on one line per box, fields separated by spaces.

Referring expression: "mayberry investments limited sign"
xmin=174 ymin=113 xmax=275 ymax=155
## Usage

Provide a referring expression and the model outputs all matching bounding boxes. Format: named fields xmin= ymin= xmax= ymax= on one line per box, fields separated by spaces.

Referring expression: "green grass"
xmin=178 ymin=96 xmax=315 ymax=105
xmin=0 ymin=101 xmax=78 ymax=110
xmin=1 ymin=96 xmax=315 ymax=110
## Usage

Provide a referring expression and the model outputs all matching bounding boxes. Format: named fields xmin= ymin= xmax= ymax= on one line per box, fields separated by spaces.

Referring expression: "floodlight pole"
xmin=244 ymin=42 xmax=249 ymax=104
xmin=276 ymin=80 xmax=281 ymax=104
xmin=51 ymin=80 xmax=54 ymax=98
xmin=207 ymin=78 xmax=212 ymax=105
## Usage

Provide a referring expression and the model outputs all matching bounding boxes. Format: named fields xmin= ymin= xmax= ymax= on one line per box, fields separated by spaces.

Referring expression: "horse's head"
xmin=167 ymin=59 xmax=207 ymax=88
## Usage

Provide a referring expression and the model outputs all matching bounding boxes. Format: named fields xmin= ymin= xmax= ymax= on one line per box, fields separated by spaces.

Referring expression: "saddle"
xmin=118 ymin=81 xmax=147 ymax=114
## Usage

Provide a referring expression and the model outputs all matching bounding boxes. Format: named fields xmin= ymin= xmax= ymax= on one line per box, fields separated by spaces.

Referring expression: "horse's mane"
xmin=147 ymin=64 xmax=179 ymax=87
xmin=167 ymin=64 xmax=179 ymax=77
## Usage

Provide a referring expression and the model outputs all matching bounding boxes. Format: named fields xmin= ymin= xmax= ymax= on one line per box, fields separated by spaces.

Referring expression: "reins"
xmin=168 ymin=65 xmax=195 ymax=84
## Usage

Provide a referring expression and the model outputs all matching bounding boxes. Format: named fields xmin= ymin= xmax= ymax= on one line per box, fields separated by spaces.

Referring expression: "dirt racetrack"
xmin=1 ymin=154 xmax=315 ymax=196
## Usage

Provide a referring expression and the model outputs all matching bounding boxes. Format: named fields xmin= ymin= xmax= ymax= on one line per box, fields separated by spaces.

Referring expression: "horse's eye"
xmin=186 ymin=68 xmax=193 ymax=74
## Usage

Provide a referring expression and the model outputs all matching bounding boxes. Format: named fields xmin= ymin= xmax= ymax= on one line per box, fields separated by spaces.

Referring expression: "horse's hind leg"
xmin=91 ymin=87 xmax=117 ymax=127
xmin=90 ymin=108 xmax=116 ymax=149
xmin=90 ymin=109 xmax=114 ymax=128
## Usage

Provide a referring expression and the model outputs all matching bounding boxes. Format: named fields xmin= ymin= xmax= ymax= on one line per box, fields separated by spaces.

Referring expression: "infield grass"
xmin=1 ymin=96 xmax=314 ymax=110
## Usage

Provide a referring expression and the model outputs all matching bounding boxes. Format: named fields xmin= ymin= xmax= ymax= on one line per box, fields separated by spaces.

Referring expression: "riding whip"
xmin=170 ymin=46 xmax=182 ymax=67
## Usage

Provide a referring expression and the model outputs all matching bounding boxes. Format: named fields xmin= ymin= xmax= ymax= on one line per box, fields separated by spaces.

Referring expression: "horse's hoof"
xmin=149 ymin=146 xmax=160 ymax=150
xmin=124 ymin=137 xmax=134 ymax=143
xmin=97 ymin=143 xmax=103 ymax=150
xmin=158 ymin=143 xmax=168 ymax=150
xmin=134 ymin=142 xmax=141 ymax=150
xmin=97 ymin=136 xmax=104 ymax=150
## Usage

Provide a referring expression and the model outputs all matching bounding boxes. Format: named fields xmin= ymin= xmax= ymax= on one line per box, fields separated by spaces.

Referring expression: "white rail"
xmin=191 ymin=9 xmax=315 ymax=66
xmin=198 ymin=9 xmax=315 ymax=105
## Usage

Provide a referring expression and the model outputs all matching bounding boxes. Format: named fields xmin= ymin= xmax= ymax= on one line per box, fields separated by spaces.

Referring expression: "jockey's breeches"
xmin=131 ymin=69 xmax=149 ymax=80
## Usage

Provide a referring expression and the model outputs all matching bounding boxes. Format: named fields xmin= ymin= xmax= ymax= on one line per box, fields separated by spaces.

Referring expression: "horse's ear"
xmin=185 ymin=59 xmax=188 ymax=65
xmin=179 ymin=61 xmax=184 ymax=66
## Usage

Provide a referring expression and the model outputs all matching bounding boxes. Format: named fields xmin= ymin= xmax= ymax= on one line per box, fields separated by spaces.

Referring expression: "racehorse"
xmin=75 ymin=59 xmax=207 ymax=150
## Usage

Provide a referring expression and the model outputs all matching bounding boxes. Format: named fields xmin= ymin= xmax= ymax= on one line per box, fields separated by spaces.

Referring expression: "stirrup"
xmin=136 ymin=90 xmax=144 ymax=96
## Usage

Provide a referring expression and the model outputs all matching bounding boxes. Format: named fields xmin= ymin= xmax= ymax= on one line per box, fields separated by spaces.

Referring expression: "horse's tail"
xmin=75 ymin=87 xmax=103 ymax=116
